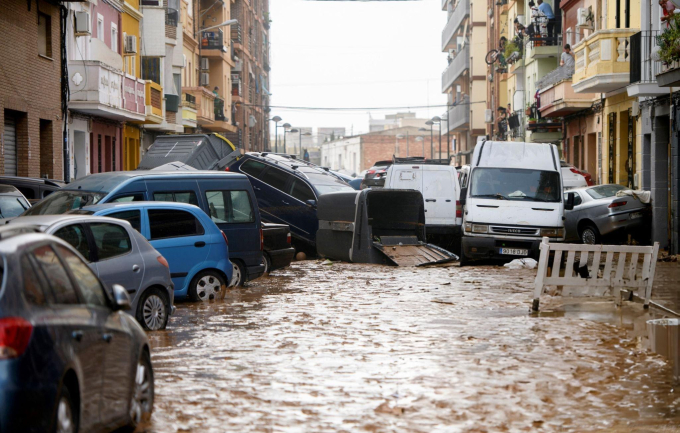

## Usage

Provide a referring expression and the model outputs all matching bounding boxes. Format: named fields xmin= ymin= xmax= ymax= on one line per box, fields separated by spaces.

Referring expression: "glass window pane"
xmin=153 ymin=192 xmax=174 ymax=202
xmin=54 ymin=224 xmax=91 ymax=260
xmin=174 ymin=192 xmax=198 ymax=205
xmin=110 ymin=194 xmax=144 ymax=203
xmin=32 ymin=245 xmax=78 ymax=305
xmin=22 ymin=255 xmax=48 ymax=306
xmin=0 ymin=196 xmax=31 ymax=218
xmin=205 ymin=191 xmax=254 ymax=223
xmin=259 ymin=167 xmax=291 ymax=191
xmin=107 ymin=210 xmax=142 ymax=232
xmin=290 ymin=180 xmax=315 ymax=203
xmin=148 ymin=209 xmax=204 ymax=239
xmin=90 ymin=223 xmax=132 ymax=261
xmin=55 ymin=245 xmax=107 ymax=307
xmin=240 ymin=160 xmax=267 ymax=178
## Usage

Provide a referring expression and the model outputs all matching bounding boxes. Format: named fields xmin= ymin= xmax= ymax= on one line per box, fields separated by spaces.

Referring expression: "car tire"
xmin=188 ymin=270 xmax=226 ymax=301
xmin=128 ymin=351 xmax=154 ymax=430
xmin=580 ymin=224 xmax=600 ymax=245
xmin=136 ymin=288 xmax=169 ymax=331
xmin=459 ymin=243 xmax=469 ymax=267
xmin=54 ymin=384 xmax=78 ymax=433
xmin=262 ymin=253 xmax=272 ymax=275
xmin=229 ymin=260 xmax=246 ymax=287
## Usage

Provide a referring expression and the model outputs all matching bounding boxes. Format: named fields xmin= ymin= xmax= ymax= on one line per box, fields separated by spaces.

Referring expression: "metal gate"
xmin=627 ymin=107 xmax=635 ymax=188
xmin=608 ymin=112 xmax=616 ymax=184
xmin=3 ymin=113 xmax=17 ymax=176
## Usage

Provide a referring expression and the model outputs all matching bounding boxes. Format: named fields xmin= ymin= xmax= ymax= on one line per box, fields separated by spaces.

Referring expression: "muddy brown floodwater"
xmin=142 ymin=261 xmax=680 ymax=433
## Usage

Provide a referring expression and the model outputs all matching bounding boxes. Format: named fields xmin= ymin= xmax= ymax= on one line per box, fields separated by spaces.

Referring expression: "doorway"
xmin=73 ymin=130 xmax=87 ymax=180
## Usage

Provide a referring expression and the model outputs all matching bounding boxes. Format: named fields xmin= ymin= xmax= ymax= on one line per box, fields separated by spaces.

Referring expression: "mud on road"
xmin=143 ymin=261 xmax=680 ymax=433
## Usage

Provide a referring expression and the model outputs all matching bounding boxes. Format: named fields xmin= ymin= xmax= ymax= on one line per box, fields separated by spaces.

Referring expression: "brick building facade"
xmin=1 ymin=0 xmax=64 ymax=180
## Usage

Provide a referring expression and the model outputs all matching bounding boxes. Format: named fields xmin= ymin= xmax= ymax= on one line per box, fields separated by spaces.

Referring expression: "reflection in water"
xmin=142 ymin=262 xmax=680 ymax=432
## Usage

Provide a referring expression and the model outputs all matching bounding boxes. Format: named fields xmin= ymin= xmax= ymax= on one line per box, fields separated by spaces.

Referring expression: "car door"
xmin=28 ymin=244 xmax=107 ymax=430
xmin=283 ymin=177 xmax=318 ymax=243
xmin=54 ymin=243 xmax=136 ymax=427
xmin=89 ymin=221 xmax=144 ymax=294
xmin=422 ymin=167 xmax=457 ymax=226
xmin=252 ymin=164 xmax=295 ymax=226
xmin=563 ymin=191 xmax=583 ymax=240
xmin=146 ymin=207 xmax=210 ymax=291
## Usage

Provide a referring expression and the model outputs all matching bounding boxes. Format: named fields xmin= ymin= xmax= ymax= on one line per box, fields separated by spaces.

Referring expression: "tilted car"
xmin=0 ymin=227 xmax=154 ymax=432
xmin=0 ymin=176 xmax=65 ymax=205
xmin=361 ymin=160 xmax=392 ymax=189
xmin=560 ymin=160 xmax=594 ymax=190
xmin=564 ymin=184 xmax=650 ymax=244
xmin=0 ymin=185 xmax=31 ymax=219
xmin=5 ymin=214 xmax=175 ymax=330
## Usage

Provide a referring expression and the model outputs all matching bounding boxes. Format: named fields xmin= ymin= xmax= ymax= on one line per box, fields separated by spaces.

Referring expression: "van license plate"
xmin=500 ymin=248 xmax=529 ymax=256
xmin=630 ymin=212 xmax=643 ymax=220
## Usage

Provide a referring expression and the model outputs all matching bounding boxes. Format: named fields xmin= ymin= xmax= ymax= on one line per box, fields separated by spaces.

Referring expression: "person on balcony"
xmin=528 ymin=1 xmax=548 ymax=44
xmin=560 ymin=44 xmax=575 ymax=68
xmin=660 ymin=0 xmax=680 ymax=27
xmin=536 ymin=0 xmax=555 ymax=44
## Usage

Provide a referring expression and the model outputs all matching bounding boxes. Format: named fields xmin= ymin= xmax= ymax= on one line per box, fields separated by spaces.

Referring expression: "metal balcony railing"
xmin=630 ymin=31 xmax=662 ymax=84
xmin=445 ymin=98 xmax=470 ymax=132
xmin=182 ymin=93 xmax=196 ymax=110
xmin=201 ymin=29 xmax=224 ymax=50
xmin=441 ymin=0 xmax=470 ymax=51
xmin=442 ymin=44 xmax=469 ymax=92
xmin=214 ymin=98 xmax=226 ymax=121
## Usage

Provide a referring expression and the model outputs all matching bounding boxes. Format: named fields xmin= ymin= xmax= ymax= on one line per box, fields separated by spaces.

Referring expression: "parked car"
xmin=361 ymin=160 xmax=392 ymax=189
xmin=19 ymin=170 xmax=264 ymax=286
xmin=5 ymin=214 xmax=174 ymax=330
xmin=71 ymin=202 xmax=234 ymax=301
xmin=560 ymin=161 xmax=594 ymax=189
xmin=0 ymin=176 xmax=65 ymax=204
xmin=0 ymin=185 xmax=31 ymax=218
xmin=0 ymin=226 xmax=154 ymax=432
xmin=564 ymin=184 xmax=650 ymax=244
xmin=262 ymin=222 xmax=295 ymax=273
xmin=227 ymin=153 xmax=354 ymax=250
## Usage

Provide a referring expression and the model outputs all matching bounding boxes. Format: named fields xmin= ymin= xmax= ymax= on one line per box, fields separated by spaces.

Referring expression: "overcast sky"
xmin=268 ymin=0 xmax=446 ymax=138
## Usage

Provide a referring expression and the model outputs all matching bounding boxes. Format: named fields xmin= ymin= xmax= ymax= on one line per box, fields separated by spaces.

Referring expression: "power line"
xmin=242 ymin=101 xmax=485 ymax=111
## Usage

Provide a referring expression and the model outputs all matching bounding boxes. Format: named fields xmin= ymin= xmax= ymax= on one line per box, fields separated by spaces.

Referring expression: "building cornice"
xmin=123 ymin=1 xmax=143 ymax=21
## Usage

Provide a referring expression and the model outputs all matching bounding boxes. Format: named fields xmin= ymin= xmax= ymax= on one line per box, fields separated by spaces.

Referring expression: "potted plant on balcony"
xmin=525 ymin=103 xmax=532 ymax=116
xmin=656 ymin=16 xmax=680 ymax=66
xmin=504 ymin=41 xmax=521 ymax=64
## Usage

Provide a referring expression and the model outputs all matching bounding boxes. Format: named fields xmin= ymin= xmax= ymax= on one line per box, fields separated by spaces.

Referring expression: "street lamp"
xmin=415 ymin=136 xmax=424 ymax=158
xmin=425 ymin=121 xmax=434 ymax=159
xmin=200 ymin=18 xmax=238 ymax=33
xmin=298 ymin=131 xmax=312 ymax=158
xmin=272 ymin=116 xmax=282 ymax=152
xmin=431 ymin=116 xmax=442 ymax=161
xmin=442 ymin=110 xmax=450 ymax=160
xmin=282 ymin=123 xmax=291 ymax=153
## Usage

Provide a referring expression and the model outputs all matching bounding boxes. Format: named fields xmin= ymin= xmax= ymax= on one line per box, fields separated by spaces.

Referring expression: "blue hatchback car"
xmin=75 ymin=202 xmax=233 ymax=302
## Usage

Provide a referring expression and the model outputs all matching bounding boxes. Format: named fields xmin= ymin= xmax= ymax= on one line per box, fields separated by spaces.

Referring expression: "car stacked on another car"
xmin=0 ymin=185 xmax=31 ymax=219
xmin=560 ymin=161 xmax=594 ymax=189
xmin=0 ymin=176 xmax=65 ymax=205
xmin=361 ymin=160 xmax=392 ymax=189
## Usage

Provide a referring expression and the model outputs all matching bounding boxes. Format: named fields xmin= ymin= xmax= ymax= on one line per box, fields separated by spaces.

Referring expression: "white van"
xmin=459 ymin=140 xmax=575 ymax=265
xmin=384 ymin=158 xmax=462 ymax=248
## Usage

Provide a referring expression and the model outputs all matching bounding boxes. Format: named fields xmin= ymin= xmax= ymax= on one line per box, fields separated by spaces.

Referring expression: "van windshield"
xmin=22 ymin=190 xmax=106 ymax=216
xmin=470 ymin=168 xmax=561 ymax=203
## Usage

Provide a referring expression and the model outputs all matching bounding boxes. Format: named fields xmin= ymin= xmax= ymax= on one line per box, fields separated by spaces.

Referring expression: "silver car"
xmin=5 ymin=215 xmax=175 ymax=330
xmin=564 ymin=184 xmax=649 ymax=244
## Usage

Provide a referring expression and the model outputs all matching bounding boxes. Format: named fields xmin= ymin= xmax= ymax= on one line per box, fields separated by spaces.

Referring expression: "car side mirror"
xmin=306 ymin=199 xmax=317 ymax=208
xmin=111 ymin=284 xmax=131 ymax=310
xmin=565 ymin=192 xmax=575 ymax=211
xmin=459 ymin=187 xmax=468 ymax=207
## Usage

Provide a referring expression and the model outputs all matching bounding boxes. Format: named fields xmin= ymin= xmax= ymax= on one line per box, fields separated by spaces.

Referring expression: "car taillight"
xmin=570 ymin=167 xmax=581 ymax=174
xmin=585 ymin=174 xmax=594 ymax=186
xmin=224 ymin=167 xmax=230 ymax=171
xmin=608 ymin=201 xmax=627 ymax=208
xmin=286 ymin=233 xmax=291 ymax=244
xmin=455 ymin=200 xmax=462 ymax=219
xmin=221 ymin=230 xmax=229 ymax=246
xmin=0 ymin=317 xmax=33 ymax=359
xmin=367 ymin=170 xmax=376 ymax=175
xmin=157 ymin=256 xmax=169 ymax=268
xmin=260 ymin=228 xmax=264 ymax=251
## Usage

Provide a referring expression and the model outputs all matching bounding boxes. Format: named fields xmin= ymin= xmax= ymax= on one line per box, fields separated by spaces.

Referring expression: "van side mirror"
xmin=565 ymin=192 xmax=575 ymax=211
xmin=306 ymin=199 xmax=317 ymax=208
xmin=459 ymin=187 xmax=468 ymax=207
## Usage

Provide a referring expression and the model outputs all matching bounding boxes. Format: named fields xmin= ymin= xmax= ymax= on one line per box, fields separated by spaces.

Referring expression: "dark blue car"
xmin=0 ymin=227 xmax=153 ymax=432
xmin=21 ymin=171 xmax=264 ymax=286
xmin=228 ymin=153 xmax=354 ymax=249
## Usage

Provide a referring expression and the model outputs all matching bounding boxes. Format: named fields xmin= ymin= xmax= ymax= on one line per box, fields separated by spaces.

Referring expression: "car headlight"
xmin=472 ymin=224 xmax=488 ymax=234
xmin=541 ymin=228 xmax=564 ymax=237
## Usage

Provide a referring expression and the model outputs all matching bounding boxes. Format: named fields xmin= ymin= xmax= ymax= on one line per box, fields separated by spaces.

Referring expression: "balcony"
xmin=657 ymin=61 xmax=680 ymax=87
xmin=144 ymin=81 xmax=163 ymax=124
xmin=215 ymin=98 xmax=226 ymax=121
xmin=182 ymin=92 xmax=196 ymax=110
xmin=526 ymin=38 xmax=561 ymax=61
xmin=444 ymin=99 xmax=470 ymax=133
xmin=183 ymin=87 xmax=215 ymax=125
xmin=181 ymin=93 xmax=197 ymax=129
xmin=122 ymin=76 xmax=146 ymax=117
xmin=572 ymin=29 xmax=637 ymax=94
xmin=201 ymin=29 xmax=227 ymax=53
xmin=627 ymin=31 xmax=667 ymax=96
xmin=441 ymin=0 xmax=469 ymax=52
xmin=68 ymin=61 xmax=145 ymax=122
xmin=442 ymin=44 xmax=469 ymax=92
xmin=538 ymin=65 xmax=596 ymax=117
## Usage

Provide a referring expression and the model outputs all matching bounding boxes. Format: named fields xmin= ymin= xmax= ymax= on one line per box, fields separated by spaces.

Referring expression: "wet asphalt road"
xmin=142 ymin=261 xmax=680 ymax=433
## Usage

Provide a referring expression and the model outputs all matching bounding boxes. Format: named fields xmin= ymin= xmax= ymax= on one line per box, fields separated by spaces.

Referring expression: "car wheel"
xmin=55 ymin=385 xmax=78 ymax=433
xmin=230 ymin=260 xmax=246 ymax=287
xmin=262 ymin=253 xmax=272 ymax=274
xmin=580 ymin=224 xmax=600 ymax=245
xmin=189 ymin=270 xmax=226 ymax=301
xmin=136 ymin=288 xmax=169 ymax=331
xmin=128 ymin=351 xmax=154 ymax=429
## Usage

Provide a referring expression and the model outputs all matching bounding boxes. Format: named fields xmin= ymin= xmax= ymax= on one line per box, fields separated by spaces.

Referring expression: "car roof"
xmin=62 ymin=170 xmax=247 ymax=193
xmin=4 ymin=214 xmax=127 ymax=229
xmin=0 ymin=230 xmax=63 ymax=255
xmin=0 ymin=185 xmax=22 ymax=194
xmin=0 ymin=176 xmax=65 ymax=187
xmin=80 ymin=201 xmax=203 ymax=212
xmin=242 ymin=153 xmax=347 ymax=183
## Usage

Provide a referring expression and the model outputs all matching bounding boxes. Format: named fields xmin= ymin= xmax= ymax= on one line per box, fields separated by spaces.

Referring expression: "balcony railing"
xmin=630 ymin=31 xmax=662 ymax=84
xmin=182 ymin=93 xmax=196 ymax=110
xmin=215 ymin=98 xmax=226 ymax=121
xmin=145 ymin=81 xmax=163 ymax=119
xmin=231 ymin=24 xmax=243 ymax=45
xmin=441 ymin=0 xmax=469 ymax=51
xmin=572 ymin=29 xmax=636 ymax=93
xmin=445 ymin=98 xmax=470 ymax=132
xmin=184 ymin=87 xmax=216 ymax=124
xmin=442 ymin=44 xmax=469 ymax=92
xmin=201 ymin=29 xmax=224 ymax=51
xmin=657 ymin=60 xmax=680 ymax=87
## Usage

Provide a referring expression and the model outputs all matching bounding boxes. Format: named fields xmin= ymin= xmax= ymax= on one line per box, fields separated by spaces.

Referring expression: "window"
xmin=173 ymin=73 xmax=182 ymax=95
xmin=56 ymin=245 xmax=107 ymax=307
xmin=110 ymin=193 xmax=144 ymax=203
xmin=205 ymin=191 xmax=254 ymax=223
xmin=585 ymin=184 xmax=626 ymax=199
xmin=107 ymin=210 xmax=142 ymax=232
xmin=290 ymin=180 xmax=315 ymax=203
xmin=148 ymin=209 xmax=204 ymax=240
xmin=38 ymin=12 xmax=52 ymax=58
xmin=0 ymin=196 xmax=30 ymax=218
xmin=17 ymin=187 xmax=35 ymax=199
xmin=31 ymin=245 xmax=79 ymax=305
xmin=89 ymin=223 xmax=132 ymax=261
xmin=54 ymin=224 xmax=91 ymax=260
xmin=240 ymin=159 xmax=267 ymax=178
xmin=142 ymin=57 xmax=162 ymax=85
xmin=22 ymin=255 xmax=49 ymax=306
xmin=153 ymin=191 xmax=198 ymax=205
xmin=111 ymin=23 xmax=118 ymax=53
xmin=23 ymin=191 xmax=106 ymax=216
xmin=259 ymin=167 xmax=292 ymax=191
xmin=97 ymin=14 xmax=104 ymax=42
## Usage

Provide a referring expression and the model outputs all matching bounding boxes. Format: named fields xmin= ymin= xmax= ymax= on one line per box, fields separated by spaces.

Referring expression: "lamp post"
xmin=443 ymin=107 xmax=450 ymax=160
xmin=272 ymin=116 xmax=282 ymax=153
xmin=298 ymin=131 xmax=311 ymax=158
xmin=425 ymin=121 xmax=434 ymax=159
xmin=415 ymin=136 xmax=424 ymax=158
xmin=284 ymin=126 xmax=298 ymax=154
xmin=431 ymin=116 xmax=442 ymax=161
xmin=282 ymin=123 xmax=291 ymax=153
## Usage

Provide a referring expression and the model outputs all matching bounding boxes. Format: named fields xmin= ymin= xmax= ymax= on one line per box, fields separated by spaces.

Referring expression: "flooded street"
xmin=144 ymin=262 xmax=680 ymax=433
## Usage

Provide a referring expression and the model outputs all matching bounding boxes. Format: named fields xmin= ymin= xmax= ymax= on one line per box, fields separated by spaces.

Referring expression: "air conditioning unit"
xmin=124 ymin=35 xmax=137 ymax=54
xmin=200 ymin=57 xmax=209 ymax=71
xmin=75 ymin=11 xmax=91 ymax=36
xmin=577 ymin=8 xmax=593 ymax=29
xmin=485 ymin=109 xmax=493 ymax=124
xmin=200 ymin=72 xmax=210 ymax=87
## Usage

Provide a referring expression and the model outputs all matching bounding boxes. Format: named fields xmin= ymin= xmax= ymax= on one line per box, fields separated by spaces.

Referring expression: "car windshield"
xmin=586 ymin=184 xmax=626 ymax=199
xmin=22 ymin=190 xmax=106 ymax=216
xmin=0 ymin=196 xmax=30 ymax=218
xmin=304 ymin=172 xmax=355 ymax=195
xmin=470 ymin=167 xmax=561 ymax=203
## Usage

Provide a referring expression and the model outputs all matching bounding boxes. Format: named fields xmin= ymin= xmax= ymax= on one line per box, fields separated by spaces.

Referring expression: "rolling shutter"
xmin=3 ymin=113 xmax=17 ymax=176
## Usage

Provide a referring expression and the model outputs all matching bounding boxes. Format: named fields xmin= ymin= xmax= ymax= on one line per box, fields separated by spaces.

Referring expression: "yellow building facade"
xmin=122 ymin=0 xmax=142 ymax=170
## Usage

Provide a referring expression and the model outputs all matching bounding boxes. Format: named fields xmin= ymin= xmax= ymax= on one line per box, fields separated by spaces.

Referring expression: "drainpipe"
xmin=669 ymin=87 xmax=674 ymax=252
xmin=61 ymin=5 xmax=70 ymax=182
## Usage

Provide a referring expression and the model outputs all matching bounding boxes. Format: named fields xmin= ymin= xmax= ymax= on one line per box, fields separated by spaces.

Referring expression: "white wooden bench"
xmin=532 ymin=237 xmax=660 ymax=311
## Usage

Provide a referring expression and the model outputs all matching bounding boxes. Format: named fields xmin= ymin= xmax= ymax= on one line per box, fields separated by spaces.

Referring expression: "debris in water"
xmin=504 ymin=258 xmax=538 ymax=270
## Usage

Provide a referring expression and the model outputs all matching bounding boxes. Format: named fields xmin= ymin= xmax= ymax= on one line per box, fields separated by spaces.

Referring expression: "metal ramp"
xmin=373 ymin=236 xmax=457 ymax=267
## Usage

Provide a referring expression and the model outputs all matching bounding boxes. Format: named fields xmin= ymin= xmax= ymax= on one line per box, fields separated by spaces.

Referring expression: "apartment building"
xmin=485 ymin=0 xmax=511 ymax=141
xmin=0 ymin=0 xmax=64 ymax=182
